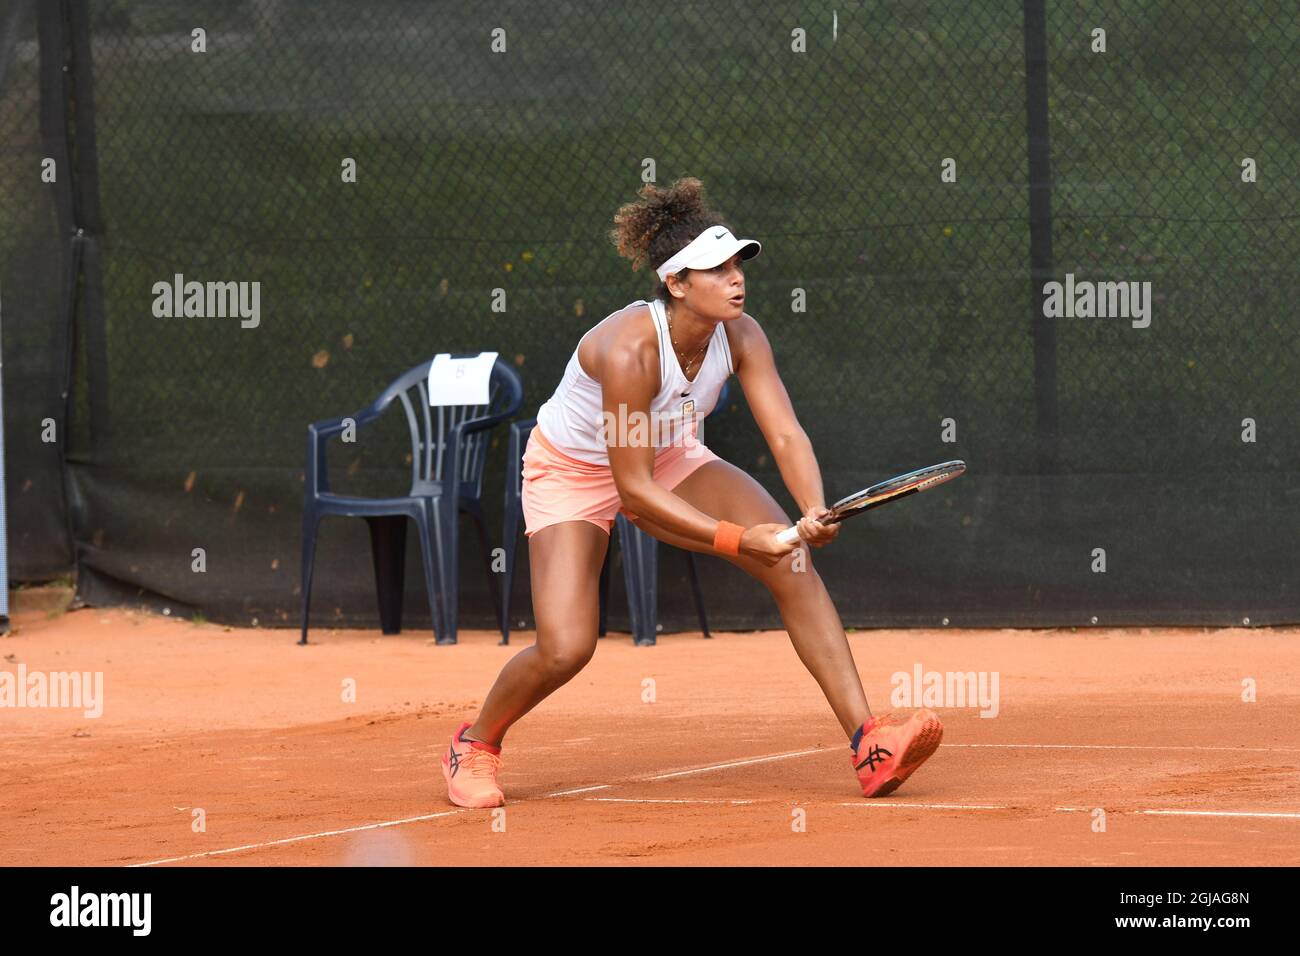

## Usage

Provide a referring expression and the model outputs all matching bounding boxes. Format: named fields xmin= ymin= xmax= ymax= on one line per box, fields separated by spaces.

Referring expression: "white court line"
xmin=130 ymin=749 xmax=816 ymax=865
xmin=1056 ymin=806 xmax=1300 ymax=820
xmin=586 ymin=799 xmax=1300 ymax=819
xmin=841 ymin=804 xmax=1300 ymax=820
xmin=947 ymin=743 xmax=1300 ymax=753
xmin=588 ymin=797 xmax=757 ymax=805
xmin=588 ymin=798 xmax=1300 ymax=818
xmin=1138 ymin=809 xmax=1300 ymax=819
xmin=834 ymin=802 xmax=1008 ymax=810
xmin=546 ymin=784 xmax=613 ymax=797
xmin=644 ymin=748 xmax=823 ymax=781
xmin=127 ymin=740 xmax=1300 ymax=866
xmin=129 ymin=810 xmax=466 ymax=867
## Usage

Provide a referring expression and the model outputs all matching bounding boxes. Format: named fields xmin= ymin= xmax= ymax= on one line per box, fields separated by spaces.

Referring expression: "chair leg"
xmin=299 ymin=510 xmax=321 ymax=645
xmin=684 ymin=550 xmax=711 ymax=638
xmin=468 ymin=504 xmax=504 ymax=635
xmin=598 ymin=544 xmax=610 ymax=638
xmin=500 ymin=522 xmax=518 ymax=646
xmin=366 ymin=515 xmax=407 ymax=635
xmin=413 ymin=503 xmax=446 ymax=644
xmin=618 ymin=515 xmax=658 ymax=646
xmin=430 ymin=496 xmax=459 ymax=645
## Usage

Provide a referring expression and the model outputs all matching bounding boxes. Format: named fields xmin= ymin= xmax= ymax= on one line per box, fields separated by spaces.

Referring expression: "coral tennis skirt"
xmin=522 ymin=426 xmax=722 ymax=537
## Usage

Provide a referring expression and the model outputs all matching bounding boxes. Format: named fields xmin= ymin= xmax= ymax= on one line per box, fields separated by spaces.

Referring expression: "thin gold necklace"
xmin=666 ymin=306 xmax=711 ymax=378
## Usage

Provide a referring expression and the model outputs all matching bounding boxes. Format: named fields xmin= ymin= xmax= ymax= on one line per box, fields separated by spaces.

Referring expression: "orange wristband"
xmin=713 ymin=520 xmax=745 ymax=556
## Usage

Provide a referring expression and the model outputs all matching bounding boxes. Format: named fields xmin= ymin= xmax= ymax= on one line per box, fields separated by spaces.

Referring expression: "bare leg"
xmin=462 ymin=519 xmax=608 ymax=747
xmin=628 ymin=459 xmax=872 ymax=739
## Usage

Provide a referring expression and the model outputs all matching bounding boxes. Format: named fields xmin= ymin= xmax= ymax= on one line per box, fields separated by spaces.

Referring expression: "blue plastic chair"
xmin=500 ymin=379 xmax=731 ymax=645
xmin=300 ymin=354 xmax=524 ymax=645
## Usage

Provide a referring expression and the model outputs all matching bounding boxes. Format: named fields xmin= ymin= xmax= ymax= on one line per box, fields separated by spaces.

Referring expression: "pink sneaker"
xmin=441 ymin=721 xmax=505 ymax=808
xmin=851 ymin=709 xmax=943 ymax=798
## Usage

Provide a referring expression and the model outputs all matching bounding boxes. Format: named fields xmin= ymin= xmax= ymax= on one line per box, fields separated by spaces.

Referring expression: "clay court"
xmin=3 ymin=585 xmax=1297 ymax=867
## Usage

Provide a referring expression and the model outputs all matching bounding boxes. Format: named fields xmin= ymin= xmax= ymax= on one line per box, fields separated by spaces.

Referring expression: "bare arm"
xmin=731 ymin=314 xmax=825 ymax=512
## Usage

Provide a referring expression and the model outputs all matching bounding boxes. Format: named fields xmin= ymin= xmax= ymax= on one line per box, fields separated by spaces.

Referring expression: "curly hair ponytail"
xmin=608 ymin=177 xmax=732 ymax=301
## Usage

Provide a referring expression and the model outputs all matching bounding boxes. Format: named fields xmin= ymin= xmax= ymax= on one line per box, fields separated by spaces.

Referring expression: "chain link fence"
xmin=2 ymin=0 xmax=1297 ymax=629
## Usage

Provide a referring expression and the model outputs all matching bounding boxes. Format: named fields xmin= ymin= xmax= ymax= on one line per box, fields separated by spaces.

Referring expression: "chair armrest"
xmin=305 ymin=403 xmax=384 ymax=495
xmin=438 ymin=410 xmax=520 ymax=511
xmin=448 ymin=408 xmax=523 ymax=468
xmin=309 ymin=397 xmax=386 ymax=440
xmin=460 ymin=408 xmax=516 ymax=438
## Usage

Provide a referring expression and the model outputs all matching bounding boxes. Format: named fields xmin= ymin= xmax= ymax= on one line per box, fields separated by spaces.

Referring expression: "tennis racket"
xmin=775 ymin=460 xmax=966 ymax=544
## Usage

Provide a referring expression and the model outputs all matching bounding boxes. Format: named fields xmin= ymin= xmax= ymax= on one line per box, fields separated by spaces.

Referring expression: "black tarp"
xmin=3 ymin=0 xmax=1297 ymax=631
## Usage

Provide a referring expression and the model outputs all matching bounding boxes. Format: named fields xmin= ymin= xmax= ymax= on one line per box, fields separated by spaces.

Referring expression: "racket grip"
xmin=776 ymin=525 xmax=802 ymax=545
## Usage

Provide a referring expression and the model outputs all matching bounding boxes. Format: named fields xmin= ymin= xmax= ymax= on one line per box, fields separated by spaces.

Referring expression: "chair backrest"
xmin=371 ymin=354 xmax=524 ymax=497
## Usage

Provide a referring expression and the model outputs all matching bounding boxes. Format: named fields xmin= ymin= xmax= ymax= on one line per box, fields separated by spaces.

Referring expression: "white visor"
xmin=655 ymin=225 xmax=762 ymax=282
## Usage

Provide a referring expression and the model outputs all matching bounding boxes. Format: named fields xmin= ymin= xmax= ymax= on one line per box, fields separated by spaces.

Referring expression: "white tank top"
xmin=535 ymin=297 xmax=734 ymax=465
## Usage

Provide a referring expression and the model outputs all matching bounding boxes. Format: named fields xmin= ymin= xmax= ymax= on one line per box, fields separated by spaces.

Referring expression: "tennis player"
xmin=442 ymin=178 xmax=942 ymax=807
